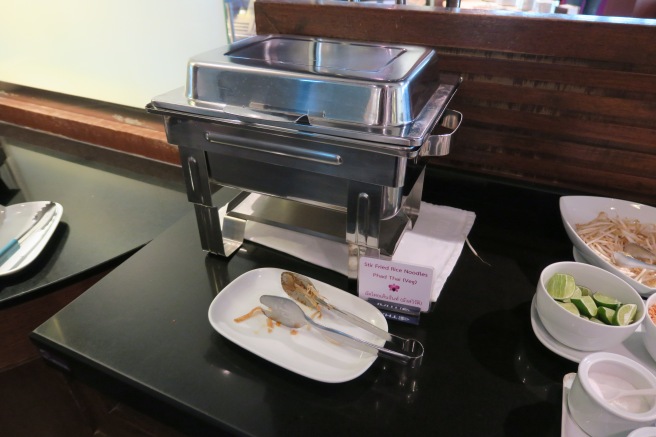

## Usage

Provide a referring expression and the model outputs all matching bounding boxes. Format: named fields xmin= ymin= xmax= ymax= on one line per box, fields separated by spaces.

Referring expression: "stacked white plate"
xmin=0 ymin=201 xmax=63 ymax=276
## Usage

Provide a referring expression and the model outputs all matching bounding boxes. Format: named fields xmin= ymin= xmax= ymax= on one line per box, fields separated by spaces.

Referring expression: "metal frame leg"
xmin=179 ymin=146 xmax=246 ymax=257
xmin=346 ymin=181 xmax=384 ymax=278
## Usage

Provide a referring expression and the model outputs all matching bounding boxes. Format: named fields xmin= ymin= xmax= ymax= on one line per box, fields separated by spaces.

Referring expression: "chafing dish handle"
xmin=421 ymin=109 xmax=463 ymax=157
xmin=205 ymin=132 xmax=343 ymax=166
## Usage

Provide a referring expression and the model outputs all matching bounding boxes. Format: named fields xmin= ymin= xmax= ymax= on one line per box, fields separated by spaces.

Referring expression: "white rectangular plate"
xmin=208 ymin=268 xmax=388 ymax=383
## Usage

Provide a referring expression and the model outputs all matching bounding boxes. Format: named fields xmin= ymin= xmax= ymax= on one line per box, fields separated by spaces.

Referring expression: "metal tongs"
xmin=613 ymin=243 xmax=656 ymax=271
xmin=280 ymin=271 xmax=416 ymax=351
xmin=260 ymin=295 xmax=424 ymax=367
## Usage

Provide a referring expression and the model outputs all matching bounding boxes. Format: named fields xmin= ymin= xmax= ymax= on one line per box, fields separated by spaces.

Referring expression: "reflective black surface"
xmin=32 ymin=169 xmax=582 ymax=436
xmin=0 ymin=128 xmax=190 ymax=304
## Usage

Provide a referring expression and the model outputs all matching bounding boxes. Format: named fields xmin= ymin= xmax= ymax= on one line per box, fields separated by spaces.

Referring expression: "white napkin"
xmin=242 ymin=200 xmax=475 ymax=303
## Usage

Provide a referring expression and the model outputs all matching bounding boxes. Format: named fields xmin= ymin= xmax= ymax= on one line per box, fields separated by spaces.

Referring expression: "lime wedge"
xmin=578 ymin=286 xmax=592 ymax=296
xmin=613 ymin=304 xmax=638 ymax=326
xmin=558 ymin=302 xmax=580 ymax=316
xmin=563 ymin=287 xmax=582 ymax=303
xmin=572 ymin=296 xmax=598 ymax=317
xmin=589 ymin=317 xmax=605 ymax=324
xmin=592 ymin=293 xmax=622 ymax=310
xmin=547 ymin=274 xmax=576 ymax=300
xmin=597 ymin=306 xmax=616 ymax=325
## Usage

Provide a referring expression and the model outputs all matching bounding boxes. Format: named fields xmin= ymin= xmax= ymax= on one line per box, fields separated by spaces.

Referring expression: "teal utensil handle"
xmin=0 ymin=238 xmax=20 ymax=262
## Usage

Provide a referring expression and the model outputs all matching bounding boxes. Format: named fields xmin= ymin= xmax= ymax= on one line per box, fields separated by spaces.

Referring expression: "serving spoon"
xmin=259 ymin=295 xmax=424 ymax=367
xmin=599 ymin=385 xmax=656 ymax=402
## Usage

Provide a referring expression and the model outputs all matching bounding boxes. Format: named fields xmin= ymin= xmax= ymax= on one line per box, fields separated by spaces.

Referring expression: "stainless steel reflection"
xmin=187 ymin=35 xmax=440 ymax=129
xmin=148 ymin=35 xmax=462 ymax=278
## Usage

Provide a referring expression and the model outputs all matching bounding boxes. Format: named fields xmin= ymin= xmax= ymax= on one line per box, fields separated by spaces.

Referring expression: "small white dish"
xmin=643 ymin=294 xmax=656 ymax=364
xmin=531 ymin=296 xmax=656 ymax=372
xmin=0 ymin=201 xmax=63 ymax=276
xmin=564 ymin=373 xmax=656 ymax=437
xmin=628 ymin=427 xmax=656 ymax=437
xmin=560 ymin=196 xmax=656 ymax=297
xmin=208 ymin=268 xmax=388 ymax=383
xmin=568 ymin=352 xmax=656 ymax=436
xmin=562 ymin=373 xmax=588 ymax=437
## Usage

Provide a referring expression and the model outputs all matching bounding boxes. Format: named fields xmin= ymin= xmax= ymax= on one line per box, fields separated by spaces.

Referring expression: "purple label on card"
xmin=358 ymin=257 xmax=433 ymax=312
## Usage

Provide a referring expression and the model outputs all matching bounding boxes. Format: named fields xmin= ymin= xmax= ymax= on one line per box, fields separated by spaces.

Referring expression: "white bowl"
xmin=568 ymin=352 xmax=656 ymax=437
xmin=643 ymin=293 xmax=656 ymax=364
xmin=560 ymin=195 xmax=656 ymax=297
xmin=536 ymin=262 xmax=645 ymax=351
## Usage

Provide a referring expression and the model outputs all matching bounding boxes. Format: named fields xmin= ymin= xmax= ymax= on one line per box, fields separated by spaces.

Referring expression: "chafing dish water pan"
xmin=148 ymin=34 xmax=462 ymax=277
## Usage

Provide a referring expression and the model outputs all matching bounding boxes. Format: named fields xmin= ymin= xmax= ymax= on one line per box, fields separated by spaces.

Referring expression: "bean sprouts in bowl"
xmin=560 ymin=196 xmax=656 ymax=297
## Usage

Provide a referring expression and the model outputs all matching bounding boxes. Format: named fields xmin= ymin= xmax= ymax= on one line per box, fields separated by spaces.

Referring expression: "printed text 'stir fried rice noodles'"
xmin=576 ymin=212 xmax=656 ymax=288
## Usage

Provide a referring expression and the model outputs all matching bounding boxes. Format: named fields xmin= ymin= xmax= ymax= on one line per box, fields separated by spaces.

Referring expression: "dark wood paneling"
xmin=454 ymin=103 xmax=654 ymax=151
xmin=0 ymin=268 xmax=111 ymax=372
xmin=67 ymin=379 xmax=189 ymax=437
xmin=438 ymin=54 xmax=656 ymax=94
xmin=433 ymin=128 xmax=656 ymax=197
xmin=255 ymin=1 xmax=656 ymax=66
xmin=255 ymin=0 xmax=656 ymax=205
xmin=455 ymin=80 xmax=656 ymax=124
xmin=0 ymin=264 xmax=190 ymax=437
xmin=0 ymin=268 xmax=111 ymax=437
xmin=0 ymin=360 xmax=93 ymax=437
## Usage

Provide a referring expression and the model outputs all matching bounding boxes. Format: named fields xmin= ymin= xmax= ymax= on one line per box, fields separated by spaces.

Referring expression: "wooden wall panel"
xmin=438 ymin=55 xmax=656 ymax=94
xmin=255 ymin=0 xmax=656 ymax=205
xmin=0 ymin=83 xmax=179 ymax=166
xmin=256 ymin=1 xmax=656 ymax=65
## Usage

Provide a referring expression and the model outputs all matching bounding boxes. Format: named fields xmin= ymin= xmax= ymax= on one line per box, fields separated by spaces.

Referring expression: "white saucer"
xmin=628 ymin=427 xmax=656 ymax=437
xmin=571 ymin=246 xmax=588 ymax=264
xmin=562 ymin=373 xmax=587 ymax=437
xmin=530 ymin=296 xmax=656 ymax=373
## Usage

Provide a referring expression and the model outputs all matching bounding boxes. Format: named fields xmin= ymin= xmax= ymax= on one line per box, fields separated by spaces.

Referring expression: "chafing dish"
xmin=147 ymin=34 xmax=462 ymax=277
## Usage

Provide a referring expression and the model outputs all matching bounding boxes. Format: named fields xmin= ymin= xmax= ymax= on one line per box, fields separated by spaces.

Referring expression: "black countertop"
xmin=0 ymin=127 xmax=190 ymax=304
xmin=32 ymin=169 xmax=583 ymax=437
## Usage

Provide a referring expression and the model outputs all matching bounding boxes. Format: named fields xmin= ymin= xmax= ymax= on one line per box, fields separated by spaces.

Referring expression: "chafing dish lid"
xmin=150 ymin=35 xmax=459 ymax=147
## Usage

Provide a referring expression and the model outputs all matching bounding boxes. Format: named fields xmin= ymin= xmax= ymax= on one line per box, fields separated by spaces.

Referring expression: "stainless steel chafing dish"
xmin=147 ymin=34 xmax=462 ymax=278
